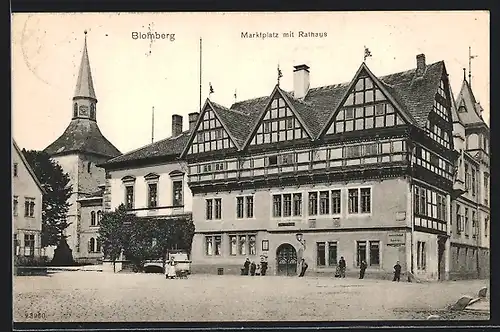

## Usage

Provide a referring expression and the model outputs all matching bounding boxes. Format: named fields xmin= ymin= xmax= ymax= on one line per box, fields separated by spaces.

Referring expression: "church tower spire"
xmin=72 ymin=30 xmax=97 ymax=121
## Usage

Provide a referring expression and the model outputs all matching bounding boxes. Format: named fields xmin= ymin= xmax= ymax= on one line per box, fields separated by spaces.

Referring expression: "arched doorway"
xmin=276 ymin=243 xmax=297 ymax=276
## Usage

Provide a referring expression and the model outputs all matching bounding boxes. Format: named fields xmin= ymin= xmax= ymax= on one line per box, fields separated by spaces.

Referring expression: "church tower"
xmin=44 ymin=31 xmax=121 ymax=261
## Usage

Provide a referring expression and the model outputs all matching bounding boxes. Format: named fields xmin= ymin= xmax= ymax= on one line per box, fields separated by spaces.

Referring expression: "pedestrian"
xmin=256 ymin=264 xmax=261 ymax=276
xmin=260 ymin=257 xmax=268 ymax=276
xmin=243 ymin=258 xmax=250 ymax=275
xmin=250 ymin=261 xmax=256 ymax=276
xmin=298 ymin=258 xmax=308 ymax=277
xmin=393 ymin=261 xmax=401 ymax=282
xmin=339 ymin=256 xmax=346 ymax=278
xmin=359 ymin=260 xmax=367 ymax=279
xmin=165 ymin=256 xmax=176 ymax=279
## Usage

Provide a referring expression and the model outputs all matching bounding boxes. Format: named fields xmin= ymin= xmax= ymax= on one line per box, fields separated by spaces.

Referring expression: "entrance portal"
xmin=276 ymin=243 xmax=297 ymax=276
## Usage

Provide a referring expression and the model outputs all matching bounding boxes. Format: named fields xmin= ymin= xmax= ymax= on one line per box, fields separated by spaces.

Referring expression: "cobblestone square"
xmin=13 ymin=271 xmax=489 ymax=322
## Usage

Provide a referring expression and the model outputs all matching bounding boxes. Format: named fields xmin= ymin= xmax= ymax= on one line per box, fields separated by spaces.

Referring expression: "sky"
xmin=12 ymin=11 xmax=489 ymax=154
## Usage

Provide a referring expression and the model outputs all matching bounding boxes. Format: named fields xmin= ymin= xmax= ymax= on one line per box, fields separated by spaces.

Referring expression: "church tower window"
xmin=73 ymin=103 xmax=78 ymax=118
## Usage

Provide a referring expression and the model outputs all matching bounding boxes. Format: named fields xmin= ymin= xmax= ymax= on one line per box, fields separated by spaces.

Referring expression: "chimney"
xmin=188 ymin=112 xmax=199 ymax=131
xmin=172 ymin=114 xmax=183 ymax=137
xmin=293 ymin=64 xmax=310 ymax=99
xmin=416 ymin=54 xmax=426 ymax=77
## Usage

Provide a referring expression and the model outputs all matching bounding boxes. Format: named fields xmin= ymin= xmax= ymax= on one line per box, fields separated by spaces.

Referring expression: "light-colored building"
xmin=449 ymin=76 xmax=490 ymax=279
xmin=43 ymin=32 xmax=121 ymax=262
xmin=102 ymin=114 xmax=195 ymax=220
xmin=12 ymin=140 xmax=46 ymax=258
xmin=181 ymin=54 xmax=463 ymax=280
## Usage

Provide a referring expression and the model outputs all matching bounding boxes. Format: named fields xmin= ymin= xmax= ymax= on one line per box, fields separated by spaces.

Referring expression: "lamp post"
xmin=296 ymin=233 xmax=306 ymax=249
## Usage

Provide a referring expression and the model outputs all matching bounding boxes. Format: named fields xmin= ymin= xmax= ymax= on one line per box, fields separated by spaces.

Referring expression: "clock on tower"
xmin=79 ymin=105 xmax=89 ymax=116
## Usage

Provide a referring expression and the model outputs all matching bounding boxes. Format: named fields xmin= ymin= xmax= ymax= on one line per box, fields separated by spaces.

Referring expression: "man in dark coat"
xmin=260 ymin=257 xmax=268 ymax=276
xmin=243 ymin=258 xmax=250 ymax=275
xmin=339 ymin=257 xmax=346 ymax=278
xmin=250 ymin=261 xmax=257 ymax=276
xmin=298 ymin=258 xmax=308 ymax=277
xmin=393 ymin=261 xmax=402 ymax=282
xmin=359 ymin=260 xmax=367 ymax=279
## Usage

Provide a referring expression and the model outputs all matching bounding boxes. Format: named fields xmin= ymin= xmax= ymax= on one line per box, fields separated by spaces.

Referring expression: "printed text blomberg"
xmin=241 ymin=31 xmax=328 ymax=39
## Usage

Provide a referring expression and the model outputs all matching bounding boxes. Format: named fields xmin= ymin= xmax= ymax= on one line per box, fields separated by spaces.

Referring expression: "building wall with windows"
xmin=76 ymin=197 xmax=104 ymax=263
xmin=12 ymin=141 xmax=44 ymax=258
xmin=191 ymin=177 xmax=411 ymax=276
xmin=107 ymin=162 xmax=192 ymax=218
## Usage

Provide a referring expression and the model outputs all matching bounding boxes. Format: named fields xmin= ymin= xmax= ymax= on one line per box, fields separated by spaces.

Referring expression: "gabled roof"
xmin=74 ymin=33 xmax=96 ymax=100
xmin=44 ymin=119 xmax=121 ymax=158
xmin=102 ymin=130 xmax=191 ymax=168
xmin=455 ymin=79 xmax=488 ymax=128
xmin=181 ymin=59 xmax=448 ymax=154
xmin=12 ymin=140 xmax=47 ymax=195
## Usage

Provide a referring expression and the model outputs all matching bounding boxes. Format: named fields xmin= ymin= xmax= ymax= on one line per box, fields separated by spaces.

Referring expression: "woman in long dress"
xmin=166 ymin=257 xmax=177 ymax=279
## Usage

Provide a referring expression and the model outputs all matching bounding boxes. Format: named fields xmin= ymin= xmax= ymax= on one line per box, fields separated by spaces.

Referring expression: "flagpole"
xmin=151 ymin=106 xmax=154 ymax=143
xmin=199 ymin=38 xmax=202 ymax=112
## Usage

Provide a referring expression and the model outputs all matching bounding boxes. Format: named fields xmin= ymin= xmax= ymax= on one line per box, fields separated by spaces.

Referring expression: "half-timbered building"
xmin=181 ymin=54 xmax=459 ymax=281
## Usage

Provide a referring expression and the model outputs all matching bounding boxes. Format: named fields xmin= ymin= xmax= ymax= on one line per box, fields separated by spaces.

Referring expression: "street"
xmin=13 ymin=271 xmax=489 ymax=322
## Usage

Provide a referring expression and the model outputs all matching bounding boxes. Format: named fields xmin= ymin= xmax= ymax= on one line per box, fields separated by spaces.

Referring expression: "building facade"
xmin=101 ymin=114 xmax=196 ymax=264
xmin=12 ymin=140 xmax=46 ymax=258
xmin=43 ymin=33 xmax=121 ymax=262
xmin=181 ymin=54 xmax=462 ymax=280
xmin=449 ymin=77 xmax=490 ymax=279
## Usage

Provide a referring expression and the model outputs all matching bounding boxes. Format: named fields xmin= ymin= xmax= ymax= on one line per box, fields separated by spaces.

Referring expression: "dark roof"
xmin=44 ymin=119 xmax=121 ymax=158
xmin=102 ymin=130 xmax=191 ymax=167
xmin=195 ymin=61 xmax=446 ymax=150
xmin=455 ymin=79 xmax=488 ymax=128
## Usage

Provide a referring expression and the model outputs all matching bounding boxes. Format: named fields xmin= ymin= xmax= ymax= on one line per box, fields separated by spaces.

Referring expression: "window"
xmin=238 ymin=235 xmax=247 ymax=255
xmin=24 ymin=234 xmax=35 ymax=256
xmin=309 ymin=192 xmax=318 ymax=216
xmin=472 ymin=211 xmax=477 ymax=238
xmin=74 ymin=103 xmax=78 ymax=117
xmin=87 ymin=161 xmax=92 ymax=173
xmin=331 ymin=190 xmax=341 ymax=214
xmin=317 ymin=242 xmax=326 ymax=266
xmin=214 ymin=198 xmax=222 ymax=219
xmin=125 ymin=186 xmax=134 ymax=209
xmin=24 ymin=198 xmax=35 ymax=217
xmin=464 ymin=207 xmax=469 ymax=237
xmin=13 ymin=163 xmax=18 ymax=177
xmin=356 ymin=241 xmax=367 ymax=266
xmin=91 ymin=211 xmax=96 ymax=226
xmin=249 ymin=235 xmax=256 ymax=255
xmin=369 ymin=241 xmax=380 ymax=266
xmin=328 ymin=242 xmax=338 ymax=266
xmin=456 ymin=204 xmax=462 ymax=234
xmin=283 ymin=194 xmax=292 ymax=217
xmin=148 ymin=183 xmax=158 ymax=208
xmin=348 ymin=189 xmax=359 ymax=214
xmin=172 ymin=180 xmax=183 ymax=206
xmin=206 ymin=199 xmax=213 ymax=220
xmin=485 ymin=217 xmax=489 ymax=237
xmin=214 ymin=162 xmax=224 ymax=171
xmin=272 ymin=195 xmax=282 ymax=217
xmin=484 ymin=174 xmax=489 ymax=205
xmin=89 ymin=238 xmax=95 ymax=253
xmin=197 ymin=132 xmax=204 ymax=143
xmin=205 ymin=236 xmax=213 ymax=255
xmin=268 ymin=155 xmax=278 ymax=166
xmin=319 ymin=191 xmax=329 ymax=215
xmin=293 ymin=194 xmax=302 ymax=216
xmin=13 ymin=196 xmax=18 ymax=216
xmin=230 ymin=235 xmax=237 ymax=255
xmin=417 ymin=241 xmax=426 ymax=270
xmin=471 ymin=169 xmax=476 ymax=197
xmin=96 ymin=238 xmax=101 ymax=252
xmin=465 ymin=164 xmax=470 ymax=192
xmin=280 ymin=153 xmax=295 ymax=165
xmin=361 ymin=188 xmax=371 ymax=213
xmin=203 ymin=164 xmax=212 ymax=173
xmin=246 ymin=196 xmax=254 ymax=218
xmin=97 ymin=211 xmax=102 ymax=225
xmin=236 ymin=197 xmax=244 ymax=218
xmin=345 ymin=145 xmax=361 ymax=158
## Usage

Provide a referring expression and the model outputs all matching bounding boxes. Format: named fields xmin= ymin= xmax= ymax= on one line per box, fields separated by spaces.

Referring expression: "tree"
xmin=99 ymin=204 xmax=137 ymax=272
xmin=22 ymin=150 xmax=72 ymax=247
